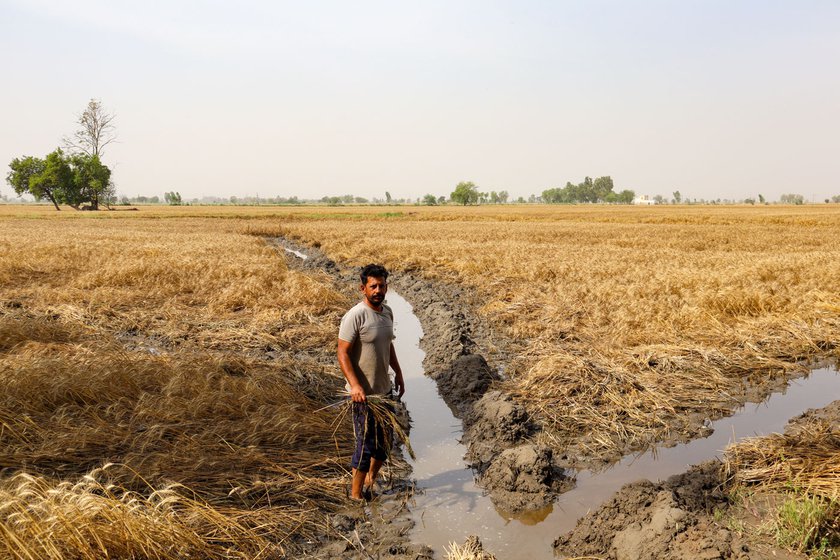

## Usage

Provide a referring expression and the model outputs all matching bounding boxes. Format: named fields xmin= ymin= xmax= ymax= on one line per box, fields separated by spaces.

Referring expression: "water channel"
xmin=387 ymin=290 xmax=839 ymax=559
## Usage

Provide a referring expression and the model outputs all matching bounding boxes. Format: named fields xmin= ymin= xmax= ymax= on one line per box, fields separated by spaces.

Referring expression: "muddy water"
xmin=388 ymin=291 xmax=840 ymax=559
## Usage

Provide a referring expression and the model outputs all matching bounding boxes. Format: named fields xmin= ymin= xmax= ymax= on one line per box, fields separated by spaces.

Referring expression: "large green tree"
xmin=451 ymin=181 xmax=479 ymax=205
xmin=7 ymin=156 xmax=48 ymax=205
xmin=6 ymin=149 xmax=112 ymax=210
xmin=593 ymin=176 xmax=615 ymax=202
xmin=7 ymin=150 xmax=74 ymax=210
xmin=70 ymin=153 xmax=111 ymax=210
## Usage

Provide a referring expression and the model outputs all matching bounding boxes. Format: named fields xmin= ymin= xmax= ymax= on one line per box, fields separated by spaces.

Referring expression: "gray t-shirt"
xmin=338 ymin=301 xmax=395 ymax=395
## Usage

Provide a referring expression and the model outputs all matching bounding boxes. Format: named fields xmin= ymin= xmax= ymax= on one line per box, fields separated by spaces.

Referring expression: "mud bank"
xmin=555 ymin=398 xmax=840 ymax=560
xmin=275 ymin=238 xmax=568 ymax=514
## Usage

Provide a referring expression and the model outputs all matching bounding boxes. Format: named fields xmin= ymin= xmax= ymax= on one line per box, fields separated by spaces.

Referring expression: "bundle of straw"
xmin=328 ymin=392 xmax=415 ymax=461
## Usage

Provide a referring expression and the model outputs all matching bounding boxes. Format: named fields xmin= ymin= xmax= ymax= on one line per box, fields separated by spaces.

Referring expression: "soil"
xmin=554 ymin=400 xmax=840 ymax=560
xmin=308 ymin=477 xmax=435 ymax=560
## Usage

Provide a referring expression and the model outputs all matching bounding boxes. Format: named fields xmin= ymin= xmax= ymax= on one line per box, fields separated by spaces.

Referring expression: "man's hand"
xmin=389 ymin=342 xmax=405 ymax=400
xmin=394 ymin=372 xmax=405 ymax=400
xmin=349 ymin=383 xmax=366 ymax=403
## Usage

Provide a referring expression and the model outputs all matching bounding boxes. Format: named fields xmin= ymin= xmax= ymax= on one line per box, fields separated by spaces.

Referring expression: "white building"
xmin=633 ymin=195 xmax=657 ymax=205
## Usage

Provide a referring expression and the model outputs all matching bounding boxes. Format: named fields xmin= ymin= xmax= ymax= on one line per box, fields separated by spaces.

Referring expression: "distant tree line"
xmin=445 ymin=181 xmax=510 ymax=205
xmin=542 ymin=176 xmax=635 ymax=204
xmin=779 ymin=193 xmax=805 ymax=205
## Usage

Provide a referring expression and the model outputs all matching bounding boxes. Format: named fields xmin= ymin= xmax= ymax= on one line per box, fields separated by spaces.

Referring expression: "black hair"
xmin=360 ymin=263 xmax=389 ymax=285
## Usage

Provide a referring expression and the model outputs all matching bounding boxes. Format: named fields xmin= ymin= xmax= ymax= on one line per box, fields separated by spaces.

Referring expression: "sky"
xmin=2 ymin=1 xmax=839 ymax=202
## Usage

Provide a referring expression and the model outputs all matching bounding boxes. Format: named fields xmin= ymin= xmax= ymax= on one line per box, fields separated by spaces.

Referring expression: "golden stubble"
xmin=0 ymin=213 xmax=355 ymax=557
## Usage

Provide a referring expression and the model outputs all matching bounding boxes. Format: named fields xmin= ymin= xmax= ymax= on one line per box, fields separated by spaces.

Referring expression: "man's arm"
xmin=390 ymin=343 xmax=405 ymax=399
xmin=338 ymin=339 xmax=366 ymax=403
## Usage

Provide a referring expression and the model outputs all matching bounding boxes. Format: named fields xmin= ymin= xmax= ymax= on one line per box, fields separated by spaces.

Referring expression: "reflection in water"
xmin=495 ymin=503 xmax=554 ymax=526
xmin=387 ymin=291 xmax=840 ymax=559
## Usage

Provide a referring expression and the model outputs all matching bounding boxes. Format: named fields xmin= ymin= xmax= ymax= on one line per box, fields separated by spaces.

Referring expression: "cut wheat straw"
xmin=0 ymin=214 xmax=361 ymax=556
xmin=331 ymin=392 xmax=415 ymax=461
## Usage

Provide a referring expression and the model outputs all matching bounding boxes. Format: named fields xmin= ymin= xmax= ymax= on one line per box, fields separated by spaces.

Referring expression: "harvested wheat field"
xmin=1 ymin=204 xmax=838 ymax=559
xmin=0 ymin=210 xmax=368 ymax=559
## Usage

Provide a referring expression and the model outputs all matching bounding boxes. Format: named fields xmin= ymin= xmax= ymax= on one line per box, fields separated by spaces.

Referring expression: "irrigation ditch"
xmin=275 ymin=238 xmax=839 ymax=559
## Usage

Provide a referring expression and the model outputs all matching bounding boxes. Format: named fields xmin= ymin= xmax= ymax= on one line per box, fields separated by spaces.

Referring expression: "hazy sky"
xmin=2 ymin=1 xmax=839 ymax=201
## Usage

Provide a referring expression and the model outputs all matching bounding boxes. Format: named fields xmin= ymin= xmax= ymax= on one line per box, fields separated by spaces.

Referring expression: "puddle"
xmin=387 ymin=291 xmax=840 ymax=559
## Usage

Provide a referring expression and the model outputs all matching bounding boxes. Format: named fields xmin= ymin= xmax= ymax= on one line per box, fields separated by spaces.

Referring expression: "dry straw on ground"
xmin=725 ymin=421 xmax=840 ymax=501
xmin=445 ymin=535 xmax=497 ymax=560
xmin=0 ymin=212 xmax=357 ymax=557
xmin=724 ymin=413 xmax=840 ymax=553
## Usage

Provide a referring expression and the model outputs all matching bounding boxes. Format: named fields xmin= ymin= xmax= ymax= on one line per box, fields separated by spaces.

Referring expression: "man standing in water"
xmin=337 ymin=264 xmax=406 ymax=500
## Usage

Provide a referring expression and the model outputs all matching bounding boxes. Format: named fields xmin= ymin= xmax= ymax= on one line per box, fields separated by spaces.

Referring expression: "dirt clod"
xmin=465 ymin=390 xmax=530 ymax=467
xmin=479 ymin=444 xmax=560 ymax=511
xmin=554 ymin=462 xmax=738 ymax=560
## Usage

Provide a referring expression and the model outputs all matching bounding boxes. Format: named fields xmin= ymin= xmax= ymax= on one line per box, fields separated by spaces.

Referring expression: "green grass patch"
xmin=774 ymin=492 xmax=838 ymax=558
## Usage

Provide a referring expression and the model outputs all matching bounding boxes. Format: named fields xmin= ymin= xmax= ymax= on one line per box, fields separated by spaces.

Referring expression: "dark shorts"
xmin=351 ymin=401 xmax=392 ymax=472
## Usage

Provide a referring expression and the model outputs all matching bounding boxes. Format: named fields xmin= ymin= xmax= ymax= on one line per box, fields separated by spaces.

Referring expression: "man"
xmin=337 ymin=263 xmax=406 ymax=501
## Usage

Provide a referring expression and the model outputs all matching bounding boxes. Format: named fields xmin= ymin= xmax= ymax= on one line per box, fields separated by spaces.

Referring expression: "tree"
xmin=63 ymin=99 xmax=117 ymax=158
xmin=593 ymin=176 xmax=615 ymax=202
xmin=542 ymin=186 xmax=566 ymax=204
xmin=832 ymin=195 xmax=840 ymax=203
xmin=437 ymin=196 xmax=447 ymax=205
xmin=498 ymin=190 xmax=509 ymax=203
xmin=70 ymin=153 xmax=111 ymax=209
xmin=164 ymin=191 xmax=182 ymax=205
xmin=673 ymin=190 xmax=682 ymax=204
xmin=542 ymin=176 xmax=617 ymax=204
xmin=100 ymin=181 xmax=117 ymax=209
xmin=385 ymin=191 xmax=392 ymax=204
xmin=617 ymin=189 xmax=635 ymax=204
xmin=758 ymin=194 xmax=766 ymax=204
xmin=422 ymin=194 xmax=438 ymax=205
xmin=779 ymin=193 xmax=804 ymax=205
xmin=6 ymin=149 xmax=75 ymax=210
xmin=7 ymin=156 xmax=48 ymax=206
xmin=451 ymin=181 xmax=479 ymax=205
xmin=653 ymin=194 xmax=665 ymax=204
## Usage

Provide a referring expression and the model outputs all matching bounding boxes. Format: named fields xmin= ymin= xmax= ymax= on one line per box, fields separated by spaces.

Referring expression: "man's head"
xmin=360 ymin=264 xmax=389 ymax=308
